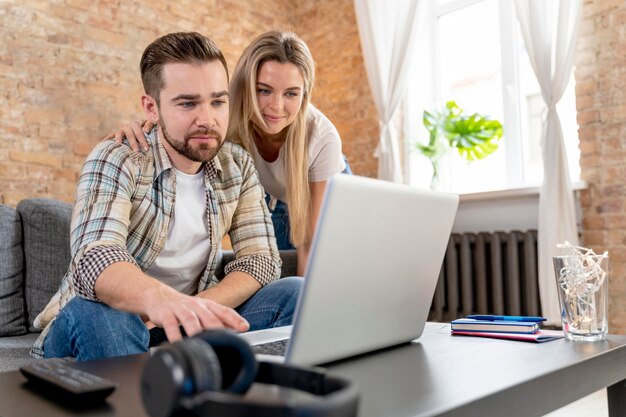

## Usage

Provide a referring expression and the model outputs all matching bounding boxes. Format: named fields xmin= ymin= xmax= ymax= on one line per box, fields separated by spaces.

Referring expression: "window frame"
xmin=404 ymin=0 xmax=580 ymax=194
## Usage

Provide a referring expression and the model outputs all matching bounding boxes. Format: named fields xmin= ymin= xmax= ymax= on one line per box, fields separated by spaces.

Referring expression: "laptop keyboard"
xmin=250 ymin=339 xmax=289 ymax=356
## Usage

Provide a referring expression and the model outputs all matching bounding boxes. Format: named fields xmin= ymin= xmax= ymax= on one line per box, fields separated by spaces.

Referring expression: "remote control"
xmin=20 ymin=360 xmax=117 ymax=402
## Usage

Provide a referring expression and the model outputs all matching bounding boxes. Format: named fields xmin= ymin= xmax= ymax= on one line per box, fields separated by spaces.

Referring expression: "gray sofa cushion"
xmin=17 ymin=198 xmax=72 ymax=331
xmin=278 ymin=250 xmax=298 ymax=277
xmin=0 ymin=205 xmax=27 ymax=336
xmin=0 ymin=333 xmax=40 ymax=372
xmin=216 ymin=250 xmax=298 ymax=279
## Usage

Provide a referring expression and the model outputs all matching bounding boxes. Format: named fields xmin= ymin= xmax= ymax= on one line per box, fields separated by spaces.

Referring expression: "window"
xmin=405 ymin=0 xmax=580 ymax=194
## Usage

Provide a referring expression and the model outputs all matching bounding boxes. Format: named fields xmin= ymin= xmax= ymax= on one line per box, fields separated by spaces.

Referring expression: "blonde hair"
xmin=228 ymin=31 xmax=315 ymax=247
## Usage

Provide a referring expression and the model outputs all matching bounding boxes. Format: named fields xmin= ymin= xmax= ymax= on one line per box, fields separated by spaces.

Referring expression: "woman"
xmin=108 ymin=31 xmax=349 ymax=275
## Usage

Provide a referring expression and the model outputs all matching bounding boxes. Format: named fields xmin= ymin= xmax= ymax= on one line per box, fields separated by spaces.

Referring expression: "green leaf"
xmin=415 ymin=101 xmax=504 ymax=182
xmin=418 ymin=101 xmax=502 ymax=161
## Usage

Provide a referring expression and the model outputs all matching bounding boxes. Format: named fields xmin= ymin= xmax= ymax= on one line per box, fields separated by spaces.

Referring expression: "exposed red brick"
xmin=582 ymin=0 xmax=623 ymax=18
xmin=582 ymin=215 xmax=605 ymax=229
xmin=582 ymin=230 xmax=607 ymax=246
xmin=0 ymin=0 xmax=378 ymax=203
xmin=577 ymin=0 xmax=626 ymax=334
xmin=9 ymin=150 xmax=63 ymax=167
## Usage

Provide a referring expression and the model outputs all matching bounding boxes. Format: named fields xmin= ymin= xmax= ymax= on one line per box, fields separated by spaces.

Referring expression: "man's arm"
xmin=69 ymin=141 xmax=138 ymax=300
xmin=196 ymin=271 xmax=261 ymax=308
xmin=71 ymin=141 xmax=248 ymax=341
xmin=220 ymin=144 xmax=282 ymax=287
xmin=94 ymin=262 xmax=249 ymax=342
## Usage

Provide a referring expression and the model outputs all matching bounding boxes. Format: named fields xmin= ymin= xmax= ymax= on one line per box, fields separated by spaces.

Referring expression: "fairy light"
xmin=555 ymin=241 xmax=608 ymax=334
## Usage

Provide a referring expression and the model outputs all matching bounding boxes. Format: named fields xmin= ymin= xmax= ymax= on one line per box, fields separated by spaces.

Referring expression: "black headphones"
xmin=141 ymin=329 xmax=359 ymax=417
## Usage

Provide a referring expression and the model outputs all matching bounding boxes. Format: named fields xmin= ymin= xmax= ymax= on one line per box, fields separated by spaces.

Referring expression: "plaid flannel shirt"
xmin=31 ymin=130 xmax=280 ymax=358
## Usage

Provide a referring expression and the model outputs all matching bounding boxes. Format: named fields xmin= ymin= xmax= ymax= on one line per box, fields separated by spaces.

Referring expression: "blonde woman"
xmin=108 ymin=31 xmax=350 ymax=275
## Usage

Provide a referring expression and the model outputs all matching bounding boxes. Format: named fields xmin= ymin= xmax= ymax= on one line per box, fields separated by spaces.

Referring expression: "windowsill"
xmin=458 ymin=180 xmax=588 ymax=203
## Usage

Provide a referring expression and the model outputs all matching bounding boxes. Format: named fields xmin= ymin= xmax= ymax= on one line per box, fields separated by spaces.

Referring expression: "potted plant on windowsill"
xmin=416 ymin=101 xmax=503 ymax=189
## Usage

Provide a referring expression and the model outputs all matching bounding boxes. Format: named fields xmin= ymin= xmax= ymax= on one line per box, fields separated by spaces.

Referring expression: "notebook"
xmin=240 ymin=174 xmax=459 ymax=366
xmin=450 ymin=318 xmax=540 ymax=334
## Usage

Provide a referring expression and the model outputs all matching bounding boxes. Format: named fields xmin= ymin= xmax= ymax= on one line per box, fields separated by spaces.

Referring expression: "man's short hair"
xmin=140 ymin=32 xmax=228 ymax=104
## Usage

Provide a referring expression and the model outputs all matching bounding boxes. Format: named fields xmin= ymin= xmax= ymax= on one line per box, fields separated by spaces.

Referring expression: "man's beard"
xmin=160 ymin=117 xmax=224 ymax=163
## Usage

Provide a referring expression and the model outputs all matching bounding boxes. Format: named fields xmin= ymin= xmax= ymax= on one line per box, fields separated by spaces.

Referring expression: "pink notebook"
xmin=451 ymin=329 xmax=564 ymax=343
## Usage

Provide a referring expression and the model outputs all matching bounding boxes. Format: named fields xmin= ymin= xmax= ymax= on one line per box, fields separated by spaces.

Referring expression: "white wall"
xmin=452 ymin=185 xmax=584 ymax=234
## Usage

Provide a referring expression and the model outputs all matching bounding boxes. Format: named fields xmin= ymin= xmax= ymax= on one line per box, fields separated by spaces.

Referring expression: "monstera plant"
xmin=416 ymin=101 xmax=503 ymax=189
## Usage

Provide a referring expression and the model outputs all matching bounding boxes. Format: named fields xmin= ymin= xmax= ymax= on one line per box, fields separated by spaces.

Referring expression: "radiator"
xmin=429 ymin=230 xmax=540 ymax=322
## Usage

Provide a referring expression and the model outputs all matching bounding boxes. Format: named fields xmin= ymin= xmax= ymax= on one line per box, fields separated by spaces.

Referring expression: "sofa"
xmin=0 ymin=198 xmax=297 ymax=373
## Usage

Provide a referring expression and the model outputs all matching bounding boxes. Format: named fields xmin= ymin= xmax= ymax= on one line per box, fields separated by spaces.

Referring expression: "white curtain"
xmin=514 ymin=0 xmax=582 ymax=324
xmin=354 ymin=0 xmax=422 ymax=182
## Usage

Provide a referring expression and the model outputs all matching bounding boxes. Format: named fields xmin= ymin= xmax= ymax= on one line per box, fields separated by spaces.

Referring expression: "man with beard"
xmin=31 ymin=32 xmax=302 ymax=361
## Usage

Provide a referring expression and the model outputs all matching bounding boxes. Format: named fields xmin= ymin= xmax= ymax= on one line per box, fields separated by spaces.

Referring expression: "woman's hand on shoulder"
xmin=101 ymin=120 xmax=155 ymax=152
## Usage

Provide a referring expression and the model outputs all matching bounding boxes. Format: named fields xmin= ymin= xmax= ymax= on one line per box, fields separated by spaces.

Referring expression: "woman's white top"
xmin=251 ymin=105 xmax=346 ymax=202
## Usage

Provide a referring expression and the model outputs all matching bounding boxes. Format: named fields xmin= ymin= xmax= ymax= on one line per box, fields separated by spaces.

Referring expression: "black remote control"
xmin=20 ymin=360 xmax=117 ymax=402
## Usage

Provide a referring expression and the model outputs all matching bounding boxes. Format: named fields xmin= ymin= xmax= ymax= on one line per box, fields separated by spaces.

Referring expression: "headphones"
xmin=141 ymin=330 xmax=359 ymax=417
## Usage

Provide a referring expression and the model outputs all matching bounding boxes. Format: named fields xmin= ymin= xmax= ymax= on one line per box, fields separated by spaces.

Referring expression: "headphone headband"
xmin=255 ymin=361 xmax=353 ymax=396
xmin=180 ymin=362 xmax=358 ymax=417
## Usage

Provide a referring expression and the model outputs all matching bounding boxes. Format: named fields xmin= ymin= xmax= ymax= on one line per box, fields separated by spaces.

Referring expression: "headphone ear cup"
xmin=141 ymin=345 xmax=191 ymax=417
xmin=176 ymin=338 xmax=222 ymax=394
xmin=193 ymin=329 xmax=258 ymax=394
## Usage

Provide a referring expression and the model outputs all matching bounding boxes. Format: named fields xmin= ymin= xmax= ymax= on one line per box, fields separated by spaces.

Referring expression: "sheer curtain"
xmin=514 ymin=0 xmax=582 ymax=324
xmin=354 ymin=0 xmax=422 ymax=182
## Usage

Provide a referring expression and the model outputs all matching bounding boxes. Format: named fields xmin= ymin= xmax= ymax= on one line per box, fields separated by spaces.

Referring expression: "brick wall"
xmin=294 ymin=0 xmax=379 ymax=177
xmin=0 ymin=0 xmax=378 ymax=205
xmin=577 ymin=0 xmax=626 ymax=334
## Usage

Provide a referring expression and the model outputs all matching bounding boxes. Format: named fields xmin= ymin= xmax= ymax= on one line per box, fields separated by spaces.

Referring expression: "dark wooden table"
xmin=1 ymin=323 xmax=625 ymax=416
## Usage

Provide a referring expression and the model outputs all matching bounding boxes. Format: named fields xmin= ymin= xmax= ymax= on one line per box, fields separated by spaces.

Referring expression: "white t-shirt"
xmin=251 ymin=105 xmax=346 ymax=202
xmin=145 ymin=168 xmax=211 ymax=295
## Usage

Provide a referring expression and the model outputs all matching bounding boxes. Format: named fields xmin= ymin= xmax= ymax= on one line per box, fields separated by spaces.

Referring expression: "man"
xmin=31 ymin=32 xmax=302 ymax=361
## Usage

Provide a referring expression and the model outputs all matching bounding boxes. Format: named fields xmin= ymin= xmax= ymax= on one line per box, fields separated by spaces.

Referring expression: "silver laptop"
xmin=241 ymin=174 xmax=459 ymax=365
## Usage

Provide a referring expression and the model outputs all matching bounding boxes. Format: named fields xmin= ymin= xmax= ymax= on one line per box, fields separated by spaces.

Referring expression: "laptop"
xmin=240 ymin=174 xmax=459 ymax=366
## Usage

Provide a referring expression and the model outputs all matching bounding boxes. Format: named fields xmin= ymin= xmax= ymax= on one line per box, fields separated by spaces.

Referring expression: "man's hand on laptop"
xmin=145 ymin=291 xmax=249 ymax=342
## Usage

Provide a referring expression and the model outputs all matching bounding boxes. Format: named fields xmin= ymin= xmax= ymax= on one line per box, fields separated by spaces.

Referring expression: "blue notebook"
xmin=451 ymin=318 xmax=539 ymax=334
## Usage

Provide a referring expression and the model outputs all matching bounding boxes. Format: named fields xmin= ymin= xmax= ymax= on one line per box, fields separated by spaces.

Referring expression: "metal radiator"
xmin=429 ymin=230 xmax=541 ymax=322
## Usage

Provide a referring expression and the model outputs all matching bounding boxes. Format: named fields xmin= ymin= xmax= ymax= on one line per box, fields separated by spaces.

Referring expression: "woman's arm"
xmin=101 ymin=120 xmax=153 ymax=152
xmin=297 ymin=180 xmax=327 ymax=276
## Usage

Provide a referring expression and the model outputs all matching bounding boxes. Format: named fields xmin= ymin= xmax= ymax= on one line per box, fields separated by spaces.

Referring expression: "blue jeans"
xmin=43 ymin=276 xmax=303 ymax=361
xmin=267 ymin=197 xmax=293 ymax=250
xmin=269 ymin=155 xmax=352 ymax=250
